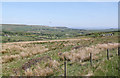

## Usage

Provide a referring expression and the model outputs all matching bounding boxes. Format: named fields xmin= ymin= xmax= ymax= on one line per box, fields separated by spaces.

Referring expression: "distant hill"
xmin=1 ymin=24 xmax=118 ymax=43
xmin=2 ymin=24 xmax=87 ymax=33
xmin=1 ymin=24 xmax=118 ymax=32
xmin=1 ymin=24 xmax=88 ymax=43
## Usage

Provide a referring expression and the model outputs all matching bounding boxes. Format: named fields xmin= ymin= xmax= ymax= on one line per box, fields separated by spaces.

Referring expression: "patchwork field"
xmin=1 ymin=34 xmax=119 ymax=76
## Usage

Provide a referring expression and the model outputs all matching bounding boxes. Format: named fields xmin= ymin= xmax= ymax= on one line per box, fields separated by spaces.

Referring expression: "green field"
xmin=1 ymin=24 xmax=118 ymax=43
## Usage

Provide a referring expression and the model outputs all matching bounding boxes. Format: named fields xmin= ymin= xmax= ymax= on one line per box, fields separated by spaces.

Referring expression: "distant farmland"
xmin=1 ymin=24 xmax=118 ymax=43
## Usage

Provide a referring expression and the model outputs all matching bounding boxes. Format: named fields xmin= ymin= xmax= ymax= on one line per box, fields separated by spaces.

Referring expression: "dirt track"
xmin=4 ymin=38 xmax=91 ymax=44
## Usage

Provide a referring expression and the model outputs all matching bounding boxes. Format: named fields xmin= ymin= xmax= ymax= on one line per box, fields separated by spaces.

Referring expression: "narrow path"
xmin=4 ymin=38 xmax=91 ymax=44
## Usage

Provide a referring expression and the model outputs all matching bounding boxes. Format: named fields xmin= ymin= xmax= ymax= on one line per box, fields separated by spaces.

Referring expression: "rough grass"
xmin=1 ymin=44 xmax=48 ymax=63
xmin=12 ymin=59 xmax=60 ymax=76
xmin=1 ymin=35 xmax=119 ymax=76
xmin=58 ymin=43 xmax=119 ymax=63
xmin=93 ymin=55 xmax=119 ymax=76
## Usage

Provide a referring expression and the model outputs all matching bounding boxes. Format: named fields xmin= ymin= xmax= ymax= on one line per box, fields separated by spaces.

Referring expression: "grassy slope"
xmin=94 ymin=55 xmax=119 ymax=76
xmin=1 ymin=24 xmax=119 ymax=76
xmin=2 ymin=34 xmax=119 ymax=76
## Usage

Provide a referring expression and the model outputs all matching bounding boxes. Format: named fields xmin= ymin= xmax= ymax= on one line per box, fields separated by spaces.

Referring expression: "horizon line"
xmin=1 ymin=23 xmax=118 ymax=30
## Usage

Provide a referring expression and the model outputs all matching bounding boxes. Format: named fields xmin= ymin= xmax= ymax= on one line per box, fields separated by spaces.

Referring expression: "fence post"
xmin=90 ymin=53 xmax=92 ymax=66
xmin=118 ymin=47 xmax=120 ymax=76
xmin=107 ymin=49 xmax=109 ymax=60
xmin=118 ymin=47 xmax=120 ymax=56
xmin=64 ymin=61 xmax=67 ymax=78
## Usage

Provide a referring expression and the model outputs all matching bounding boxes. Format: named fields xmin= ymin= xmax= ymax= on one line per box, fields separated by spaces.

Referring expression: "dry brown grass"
xmin=63 ymin=42 xmax=75 ymax=47
xmin=2 ymin=55 xmax=20 ymax=63
xmin=12 ymin=56 xmax=59 ymax=76
xmin=96 ymin=43 xmax=119 ymax=49
xmin=24 ymin=68 xmax=33 ymax=76
xmin=5 ymin=38 xmax=91 ymax=45
xmin=58 ymin=43 xmax=120 ymax=62
xmin=23 ymin=59 xmax=60 ymax=76
xmin=23 ymin=62 xmax=55 ymax=76
xmin=48 ymin=60 xmax=60 ymax=69
xmin=1 ymin=43 xmax=49 ymax=63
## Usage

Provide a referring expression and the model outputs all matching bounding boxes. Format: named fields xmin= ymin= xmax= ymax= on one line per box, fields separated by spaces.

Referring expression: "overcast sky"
xmin=2 ymin=2 xmax=118 ymax=29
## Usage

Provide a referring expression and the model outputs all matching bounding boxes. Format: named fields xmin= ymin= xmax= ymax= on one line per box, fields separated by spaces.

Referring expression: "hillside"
xmin=1 ymin=24 xmax=88 ymax=43
xmin=1 ymin=34 xmax=119 ymax=76
xmin=1 ymin=24 xmax=118 ymax=43
xmin=1 ymin=24 xmax=119 ymax=76
xmin=1 ymin=24 xmax=86 ymax=32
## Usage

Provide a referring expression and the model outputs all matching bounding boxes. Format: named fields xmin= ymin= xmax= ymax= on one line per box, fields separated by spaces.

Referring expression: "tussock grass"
xmin=1 ymin=43 xmax=48 ymax=63
xmin=24 ymin=68 xmax=33 ymax=76
xmin=48 ymin=60 xmax=60 ymax=69
xmin=13 ymin=59 xmax=60 ymax=76
xmin=2 ymin=34 xmax=119 ymax=76
xmin=58 ymin=43 xmax=120 ymax=62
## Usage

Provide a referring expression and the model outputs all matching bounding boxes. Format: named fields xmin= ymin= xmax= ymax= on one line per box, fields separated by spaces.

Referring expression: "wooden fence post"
xmin=118 ymin=47 xmax=120 ymax=56
xmin=64 ymin=61 xmax=67 ymax=78
xmin=118 ymin=47 xmax=120 ymax=76
xmin=107 ymin=49 xmax=109 ymax=60
xmin=90 ymin=53 xmax=92 ymax=66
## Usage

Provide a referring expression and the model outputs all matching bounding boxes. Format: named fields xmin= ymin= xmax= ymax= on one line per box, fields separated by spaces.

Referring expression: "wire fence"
xmin=63 ymin=47 xmax=120 ymax=76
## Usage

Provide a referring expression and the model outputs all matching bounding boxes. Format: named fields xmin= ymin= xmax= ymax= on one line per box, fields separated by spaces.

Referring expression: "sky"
xmin=2 ymin=2 xmax=118 ymax=29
